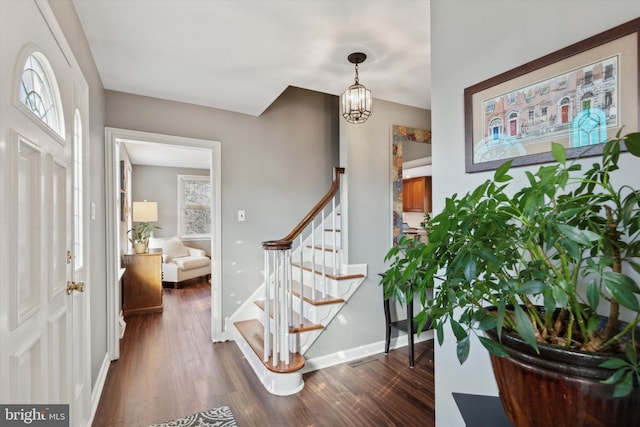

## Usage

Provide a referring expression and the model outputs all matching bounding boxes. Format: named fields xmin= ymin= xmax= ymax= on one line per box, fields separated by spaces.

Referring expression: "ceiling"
xmin=403 ymin=157 xmax=432 ymax=178
xmin=72 ymin=0 xmax=430 ymax=168
xmin=120 ymin=139 xmax=212 ymax=169
xmin=73 ymin=0 xmax=430 ymax=115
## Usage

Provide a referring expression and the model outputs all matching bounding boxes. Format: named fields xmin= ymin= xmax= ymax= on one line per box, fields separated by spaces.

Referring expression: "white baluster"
xmin=299 ymin=234 xmax=304 ymax=330
xmin=311 ymin=218 xmax=316 ymax=301
xmin=263 ymin=250 xmax=270 ymax=363
xmin=272 ymin=252 xmax=279 ymax=367
xmin=332 ymin=197 xmax=337 ymax=276
xmin=321 ymin=209 xmax=327 ymax=298
xmin=282 ymin=250 xmax=290 ymax=365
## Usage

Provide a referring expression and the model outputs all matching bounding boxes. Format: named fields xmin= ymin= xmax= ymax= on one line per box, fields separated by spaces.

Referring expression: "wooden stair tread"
xmin=292 ymin=262 xmax=365 ymax=280
xmin=291 ymin=280 xmax=344 ymax=306
xmin=234 ymin=319 xmax=305 ymax=373
xmin=254 ymin=300 xmax=324 ymax=333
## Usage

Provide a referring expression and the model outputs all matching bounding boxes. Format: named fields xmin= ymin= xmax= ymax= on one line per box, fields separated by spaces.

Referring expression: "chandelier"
xmin=340 ymin=52 xmax=372 ymax=124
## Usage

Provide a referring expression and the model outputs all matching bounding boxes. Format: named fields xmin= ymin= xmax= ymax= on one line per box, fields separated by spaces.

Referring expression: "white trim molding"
xmin=104 ymin=127 xmax=223 ymax=361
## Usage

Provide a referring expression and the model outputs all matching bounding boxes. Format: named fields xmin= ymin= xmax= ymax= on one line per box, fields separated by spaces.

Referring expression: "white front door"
xmin=0 ymin=1 xmax=91 ymax=425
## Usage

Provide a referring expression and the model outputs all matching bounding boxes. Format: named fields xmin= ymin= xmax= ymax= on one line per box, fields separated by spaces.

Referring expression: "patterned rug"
xmin=149 ymin=406 xmax=237 ymax=427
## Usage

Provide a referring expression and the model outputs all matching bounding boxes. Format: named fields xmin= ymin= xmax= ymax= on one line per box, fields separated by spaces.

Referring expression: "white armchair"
xmin=148 ymin=236 xmax=211 ymax=288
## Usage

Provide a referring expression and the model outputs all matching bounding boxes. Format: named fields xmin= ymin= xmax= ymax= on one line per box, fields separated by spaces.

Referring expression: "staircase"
xmin=229 ymin=167 xmax=367 ymax=395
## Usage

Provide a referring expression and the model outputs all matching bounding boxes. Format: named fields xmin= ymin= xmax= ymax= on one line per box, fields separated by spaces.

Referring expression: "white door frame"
xmin=104 ymin=127 xmax=222 ymax=360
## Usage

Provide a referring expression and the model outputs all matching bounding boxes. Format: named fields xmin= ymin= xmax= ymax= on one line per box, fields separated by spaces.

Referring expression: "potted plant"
xmin=382 ymin=131 xmax=640 ymax=426
xmin=128 ymin=222 xmax=160 ymax=254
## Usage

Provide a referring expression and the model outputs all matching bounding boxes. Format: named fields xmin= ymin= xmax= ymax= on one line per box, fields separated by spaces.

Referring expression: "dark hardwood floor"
xmin=92 ymin=279 xmax=435 ymax=427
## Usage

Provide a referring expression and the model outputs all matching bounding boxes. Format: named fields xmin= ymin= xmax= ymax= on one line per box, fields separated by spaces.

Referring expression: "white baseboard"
xmin=302 ymin=330 xmax=434 ymax=373
xmin=88 ymin=353 xmax=111 ymax=426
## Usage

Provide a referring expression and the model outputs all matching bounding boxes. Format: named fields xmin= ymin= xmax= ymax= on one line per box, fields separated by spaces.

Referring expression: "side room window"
xmin=177 ymin=175 xmax=211 ymax=240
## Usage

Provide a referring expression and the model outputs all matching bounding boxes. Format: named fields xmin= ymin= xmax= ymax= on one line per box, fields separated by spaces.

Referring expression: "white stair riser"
xmin=265 ymin=277 xmax=340 ymax=300
xmin=267 ymin=278 xmax=362 ymax=324
xmin=320 ymin=214 xmax=341 ymax=229
xmin=264 ymin=285 xmax=338 ymax=319
xmin=322 ymin=230 xmax=341 ymax=244
xmin=289 ymin=295 xmax=339 ymax=323
xmin=302 ymin=247 xmax=341 ymax=269
xmin=290 ymin=253 xmax=340 ymax=271
xmin=297 ymin=233 xmax=340 ymax=249
xmin=295 ymin=269 xmax=341 ymax=296
xmin=261 ymin=283 xmax=355 ymax=327
xmin=312 ymin=231 xmax=342 ymax=247
xmin=260 ymin=315 xmax=324 ymax=353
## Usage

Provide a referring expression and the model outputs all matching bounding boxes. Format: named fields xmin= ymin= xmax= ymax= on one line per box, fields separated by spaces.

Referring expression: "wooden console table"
xmin=122 ymin=252 xmax=163 ymax=317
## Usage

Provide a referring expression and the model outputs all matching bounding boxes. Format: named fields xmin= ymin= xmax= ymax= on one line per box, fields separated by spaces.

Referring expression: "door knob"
xmin=66 ymin=281 xmax=85 ymax=295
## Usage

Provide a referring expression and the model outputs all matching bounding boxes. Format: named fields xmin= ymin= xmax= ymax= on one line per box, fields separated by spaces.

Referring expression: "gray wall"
xmin=35 ymin=2 xmax=640 ymax=421
xmin=105 ymin=87 xmax=340 ymax=322
xmin=431 ymin=2 xmax=640 ymax=425
xmin=44 ymin=0 xmax=430 ymax=392
xmin=48 ymin=0 xmax=107 ymax=389
xmin=132 ymin=165 xmax=211 ymax=254
xmin=305 ymin=99 xmax=431 ymax=358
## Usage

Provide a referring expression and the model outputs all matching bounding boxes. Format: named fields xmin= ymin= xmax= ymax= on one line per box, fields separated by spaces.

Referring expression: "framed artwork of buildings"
xmin=465 ymin=18 xmax=639 ymax=173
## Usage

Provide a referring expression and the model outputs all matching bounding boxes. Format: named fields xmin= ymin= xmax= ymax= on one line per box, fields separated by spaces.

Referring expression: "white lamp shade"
xmin=132 ymin=201 xmax=158 ymax=222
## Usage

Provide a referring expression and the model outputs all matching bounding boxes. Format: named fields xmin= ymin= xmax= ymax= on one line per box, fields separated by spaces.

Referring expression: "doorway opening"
xmin=105 ymin=127 xmax=222 ymax=360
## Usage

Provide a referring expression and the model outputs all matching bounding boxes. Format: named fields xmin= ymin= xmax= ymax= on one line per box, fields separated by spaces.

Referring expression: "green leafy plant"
xmin=382 ymin=131 xmax=640 ymax=396
xmin=128 ymin=222 xmax=160 ymax=245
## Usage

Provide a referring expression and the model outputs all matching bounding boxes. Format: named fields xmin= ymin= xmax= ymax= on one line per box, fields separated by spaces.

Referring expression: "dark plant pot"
xmin=485 ymin=328 xmax=640 ymax=427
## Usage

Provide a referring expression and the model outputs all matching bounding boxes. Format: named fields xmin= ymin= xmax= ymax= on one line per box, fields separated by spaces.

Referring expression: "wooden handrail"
xmin=262 ymin=167 xmax=345 ymax=250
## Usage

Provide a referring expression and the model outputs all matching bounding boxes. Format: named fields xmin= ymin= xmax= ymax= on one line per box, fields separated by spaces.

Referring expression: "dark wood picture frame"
xmin=120 ymin=160 xmax=125 ymax=191
xmin=120 ymin=160 xmax=128 ymax=222
xmin=120 ymin=196 xmax=126 ymax=223
xmin=465 ymin=18 xmax=640 ymax=173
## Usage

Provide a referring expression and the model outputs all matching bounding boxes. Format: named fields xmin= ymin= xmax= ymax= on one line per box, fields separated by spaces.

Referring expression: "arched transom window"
xmin=19 ymin=52 xmax=65 ymax=138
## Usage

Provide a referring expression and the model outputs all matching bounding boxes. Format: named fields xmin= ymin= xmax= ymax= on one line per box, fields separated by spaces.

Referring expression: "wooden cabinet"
xmin=122 ymin=253 xmax=163 ymax=317
xmin=403 ymin=176 xmax=432 ymax=212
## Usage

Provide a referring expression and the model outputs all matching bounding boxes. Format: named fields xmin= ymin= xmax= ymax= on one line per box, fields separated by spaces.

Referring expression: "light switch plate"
xmin=238 ymin=210 xmax=246 ymax=222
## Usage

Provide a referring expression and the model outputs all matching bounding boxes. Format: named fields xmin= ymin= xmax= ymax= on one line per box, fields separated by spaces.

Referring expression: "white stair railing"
xmin=261 ymin=167 xmax=344 ymax=368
